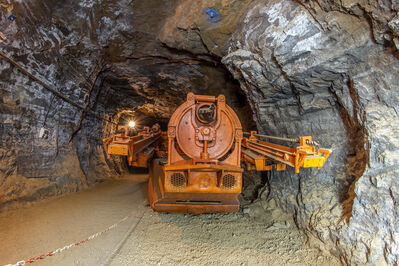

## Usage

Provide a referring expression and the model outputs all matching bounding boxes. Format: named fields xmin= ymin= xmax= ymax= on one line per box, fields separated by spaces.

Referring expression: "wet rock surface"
xmin=1 ymin=0 xmax=398 ymax=265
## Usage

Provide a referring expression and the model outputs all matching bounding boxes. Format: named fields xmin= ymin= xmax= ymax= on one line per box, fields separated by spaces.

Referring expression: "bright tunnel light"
xmin=128 ymin=121 xmax=136 ymax=128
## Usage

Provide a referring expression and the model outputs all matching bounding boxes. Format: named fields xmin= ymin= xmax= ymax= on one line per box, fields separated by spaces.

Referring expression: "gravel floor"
xmin=0 ymin=175 xmax=340 ymax=266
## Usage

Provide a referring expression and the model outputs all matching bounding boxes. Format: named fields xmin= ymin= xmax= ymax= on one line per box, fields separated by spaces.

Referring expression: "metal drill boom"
xmin=102 ymin=124 xmax=162 ymax=167
xmin=241 ymin=131 xmax=331 ymax=173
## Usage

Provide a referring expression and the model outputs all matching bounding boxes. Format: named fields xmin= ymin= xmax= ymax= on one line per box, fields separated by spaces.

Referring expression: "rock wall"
xmin=0 ymin=0 xmax=117 ymax=209
xmin=0 ymin=0 xmax=254 ymax=210
xmin=1 ymin=0 xmax=398 ymax=264
xmin=220 ymin=0 xmax=399 ymax=264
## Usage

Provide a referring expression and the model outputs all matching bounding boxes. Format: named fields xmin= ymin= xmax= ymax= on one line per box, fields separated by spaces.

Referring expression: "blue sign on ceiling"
xmin=205 ymin=8 xmax=220 ymax=24
xmin=8 ymin=15 xmax=16 ymax=22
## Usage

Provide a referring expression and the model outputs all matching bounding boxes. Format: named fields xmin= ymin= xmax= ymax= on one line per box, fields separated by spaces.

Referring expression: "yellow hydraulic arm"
xmin=241 ymin=131 xmax=331 ymax=173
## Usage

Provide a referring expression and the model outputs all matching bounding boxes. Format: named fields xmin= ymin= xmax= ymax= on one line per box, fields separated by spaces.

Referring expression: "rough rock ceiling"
xmin=0 ymin=0 xmax=399 ymax=265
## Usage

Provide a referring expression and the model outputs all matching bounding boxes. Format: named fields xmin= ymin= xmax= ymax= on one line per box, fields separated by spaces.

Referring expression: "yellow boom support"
xmin=241 ymin=131 xmax=331 ymax=173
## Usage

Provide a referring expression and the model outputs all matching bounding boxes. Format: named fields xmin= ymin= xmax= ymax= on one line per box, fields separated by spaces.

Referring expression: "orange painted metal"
xmin=148 ymin=93 xmax=243 ymax=214
xmin=102 ymin=123 xmax=161 ymax=167
xmin=155 ymin=131 xmax=168 ymax=158
xmin=241 ymin=131 xmax=332 ymax=173
xmin=103 ymin=94 xmax=331 ymax=214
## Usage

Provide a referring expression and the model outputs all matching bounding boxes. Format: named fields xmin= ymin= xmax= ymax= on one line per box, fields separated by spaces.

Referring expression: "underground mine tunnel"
xmin=0 ymin=0 xmax=399 ymax=265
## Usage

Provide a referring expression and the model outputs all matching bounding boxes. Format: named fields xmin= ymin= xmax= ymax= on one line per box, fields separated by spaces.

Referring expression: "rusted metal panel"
xmin=148 ymin=93 xmax=243 ymax=214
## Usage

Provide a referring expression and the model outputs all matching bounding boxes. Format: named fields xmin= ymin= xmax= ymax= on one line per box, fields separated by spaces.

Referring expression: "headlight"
xmin=128 ymin=121 xmax=136 ymax=128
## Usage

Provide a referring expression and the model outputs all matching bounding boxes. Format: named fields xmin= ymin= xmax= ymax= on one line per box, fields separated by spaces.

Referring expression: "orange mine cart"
xmin=148 ymin=93 xmax=243 ymax=214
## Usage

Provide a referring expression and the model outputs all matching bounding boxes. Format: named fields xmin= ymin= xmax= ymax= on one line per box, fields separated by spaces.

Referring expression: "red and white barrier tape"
xmin=4 ymin=214 xmax=132 ymax=266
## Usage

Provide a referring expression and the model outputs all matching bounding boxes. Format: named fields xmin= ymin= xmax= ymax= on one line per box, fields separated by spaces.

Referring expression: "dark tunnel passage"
xmin=1 ymin=0 xmax=399 ymax=265
xmin=97 ymin=56 xmax=257 ymax=133
xmin=91 ymin=57 xmax=257 ymax=176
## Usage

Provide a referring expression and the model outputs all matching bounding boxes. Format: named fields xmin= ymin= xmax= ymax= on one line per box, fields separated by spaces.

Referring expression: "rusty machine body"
xmin=148 ymin=93 xmax=243 ymax=214
xmin=103 ymin=93 xmax=331 ymax=214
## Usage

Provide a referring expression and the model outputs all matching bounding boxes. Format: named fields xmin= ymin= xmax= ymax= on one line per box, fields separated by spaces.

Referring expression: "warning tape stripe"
xmin=4 ymin=214 xmax=132 ymax=266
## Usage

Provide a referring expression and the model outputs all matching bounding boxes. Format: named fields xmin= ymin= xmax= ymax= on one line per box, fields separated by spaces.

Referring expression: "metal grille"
xmin=170 ymin=173 xmax=186 ymax=187
xmin=222 ymin=174 xmax=236 ymax=189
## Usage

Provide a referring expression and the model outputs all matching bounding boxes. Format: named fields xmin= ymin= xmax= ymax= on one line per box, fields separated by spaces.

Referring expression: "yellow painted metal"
xmin=241 ymin=131 xmax=331 ymax=173
xmin=108 ymin=144 xmax=129 ymax=156
xmin=276 ymin=163 xmax=287 ymax=171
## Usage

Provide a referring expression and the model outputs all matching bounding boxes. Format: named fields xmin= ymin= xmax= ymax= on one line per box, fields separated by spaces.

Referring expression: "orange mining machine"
xmin=103 ymin=123 xmax=162 ymax=167
xmin=148 ymin=93 xmax=244 ymax=214
xmin=103 ymin=93 xmax=331 ymax=214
